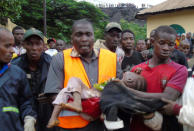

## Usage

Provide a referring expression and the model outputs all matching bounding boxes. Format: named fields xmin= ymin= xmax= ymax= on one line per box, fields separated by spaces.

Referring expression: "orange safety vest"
xmin=58 ymin=48 xmax=116 ymax=129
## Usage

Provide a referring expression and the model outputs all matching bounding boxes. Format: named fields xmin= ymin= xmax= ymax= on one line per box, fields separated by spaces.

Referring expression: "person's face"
xmin=121 ymin=32 xmax=134 ymax=51
xmin=179 ymin=44 xmax=190 ymax=55
xmin=153 ymin=32 xmax=176 ymax=60
xmin=186 ymin=33 xmax=191 ymax=39
xmin=13 ymin=29 xmax=24 ymax=44
xmin=105 ymin=28 xmax=121 ymax=52
xmin=136 ymin=40 xmax=146 ymax=52
xmin=23 ymin=36 xmax=44 ymax=62
xmin=0 ymin=32 xmax=14 ymax=64
xmin=181 ymin=35 xmax=185 ymax=40
xmin=71 ymin=23 xmax=94 ymax=57
xmin=48 ymin=41 xmax=56 ymax=49
xmin=56 ymin=41 xmax=66 ymax=52
xmin=146 ymin=39 xmax=152 ymax=49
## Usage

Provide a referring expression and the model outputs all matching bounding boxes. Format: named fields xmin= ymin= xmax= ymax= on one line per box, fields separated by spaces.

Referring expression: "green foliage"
xmin=120 ymin=19 xmax=147 ymax=41
xmin=11 ymin=0 xmax=108 ymax=43
xmin=0 ymin=0 xmax=26 ymax=25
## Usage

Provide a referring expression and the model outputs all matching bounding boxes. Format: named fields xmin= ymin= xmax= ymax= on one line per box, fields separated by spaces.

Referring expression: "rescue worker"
xmin=44 ymin=19 xmax=123 ymax=131
xmin=12 ymin=28 xmax=54 ymax=131
xmin=0 ymin=27 xmax=36 ymax=131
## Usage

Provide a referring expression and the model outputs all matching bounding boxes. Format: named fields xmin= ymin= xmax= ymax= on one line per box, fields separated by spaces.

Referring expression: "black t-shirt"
xmin=170 ymin=49 xmax=188 ymax=68
xmin=121 ymin=50 xmax=144 ymax=71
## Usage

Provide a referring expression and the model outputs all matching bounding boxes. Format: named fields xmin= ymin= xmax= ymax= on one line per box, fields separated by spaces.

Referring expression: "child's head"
xmin=179 ymin=40 xmax=190 ymax=55
xmin=122 ymin=71 xmax=147 ymax=91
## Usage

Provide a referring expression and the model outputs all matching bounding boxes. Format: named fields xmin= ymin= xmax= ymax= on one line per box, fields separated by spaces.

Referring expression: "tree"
xmin=0 ymin=0 xmax=25 ymax=25
xmin=12 ymin=0 xmax=108 ymax=43
xmin=120 ymin=19 xmax=147 ymax=41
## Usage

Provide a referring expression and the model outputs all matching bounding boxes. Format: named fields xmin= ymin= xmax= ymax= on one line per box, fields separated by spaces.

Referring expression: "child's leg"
xmin=47 ymin=104 xmax=62 ymax=128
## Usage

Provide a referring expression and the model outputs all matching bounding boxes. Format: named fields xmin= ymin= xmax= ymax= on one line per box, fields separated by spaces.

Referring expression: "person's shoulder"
xmin=168 ymin=60 xmax=187 ymax=73
xmin=9 ymin=64 xmax=26 ymax=77
xmin=131 ymin=61 xmax=147 ymax=71
xmin=11 ymin=54 xmax=26 ymax=65
xmin=42 ymin=52 xmax=52 ymax=63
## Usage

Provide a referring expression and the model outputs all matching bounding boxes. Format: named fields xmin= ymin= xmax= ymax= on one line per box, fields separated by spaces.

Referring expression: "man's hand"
xmin=160 ymin=98 xmax=176 ymax=115
xmin=37 ymin=93 xmax=57 ymax=104
xmin=24 ymin=116 xmax=36 ymax=131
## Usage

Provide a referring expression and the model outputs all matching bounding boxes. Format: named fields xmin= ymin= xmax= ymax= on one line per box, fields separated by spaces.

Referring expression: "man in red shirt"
xmin=130 ymin=26 xmax=188 ymax=131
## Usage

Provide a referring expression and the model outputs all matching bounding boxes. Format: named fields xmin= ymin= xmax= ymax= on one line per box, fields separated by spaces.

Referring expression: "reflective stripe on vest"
xmin=58 ymin=48 xmax=116 ymax=129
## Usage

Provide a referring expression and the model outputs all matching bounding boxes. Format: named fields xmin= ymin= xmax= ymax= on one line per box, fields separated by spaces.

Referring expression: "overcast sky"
xmin=77 ymin=0 xmax=167 ymax=8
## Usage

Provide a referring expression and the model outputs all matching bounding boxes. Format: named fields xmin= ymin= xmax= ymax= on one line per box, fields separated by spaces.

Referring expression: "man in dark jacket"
xmin=12 ymin=28 xmax=55 ymax=131
xmin=0 ymin=27 xmax=36 ymax=131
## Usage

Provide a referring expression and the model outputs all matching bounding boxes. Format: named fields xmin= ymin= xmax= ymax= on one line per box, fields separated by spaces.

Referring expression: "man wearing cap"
xmin=94 ymin=22 xmax=122 ymax=53
xmin=45 ymin=38 xmax=58 ymax=56
xmin=12 ymin=28 xmax=55 ymax=131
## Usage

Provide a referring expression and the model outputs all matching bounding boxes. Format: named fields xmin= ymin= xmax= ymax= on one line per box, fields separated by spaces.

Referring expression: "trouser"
xmin=58 ymin=119 xmax=105 ymax=131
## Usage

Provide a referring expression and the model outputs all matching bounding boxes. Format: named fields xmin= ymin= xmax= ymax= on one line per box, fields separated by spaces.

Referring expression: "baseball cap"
xmin=23 ymin=28 xmax=44 ymax=41
xmin=105 ymin=22 xmax=122 ymax=32
xmin=47 ymin=38 xmax=56 ymax=44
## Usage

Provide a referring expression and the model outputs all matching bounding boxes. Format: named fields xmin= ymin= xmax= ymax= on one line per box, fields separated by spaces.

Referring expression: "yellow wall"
xmin=147 ymin=9 xmax=194 ymax=37
xmin=0 ymin=18 xmax=17 ymax=32
xmin=0 ymin=18 xmax=47 ymax=43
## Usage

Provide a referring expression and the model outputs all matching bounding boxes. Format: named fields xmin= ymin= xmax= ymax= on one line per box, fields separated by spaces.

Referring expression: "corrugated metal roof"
xmin=136 ymin=0 xmax=194 ymax=18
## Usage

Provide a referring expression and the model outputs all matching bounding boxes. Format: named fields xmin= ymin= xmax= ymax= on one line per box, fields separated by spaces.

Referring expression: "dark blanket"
xmin=100 ymin=80 xmax=165 ymax=121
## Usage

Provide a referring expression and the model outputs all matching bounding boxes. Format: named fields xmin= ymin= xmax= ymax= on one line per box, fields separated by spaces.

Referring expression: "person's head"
xmin=56 ymin=39 xmax=66 ymax=52
xmin=122 ymin=71 xmax=147 ymax=91
xmin=176 ymin=33 xmax=181 ymax=40
xmin=12 ymin=26 xmax=24 ymax=45
xmin=71 ymin=19 xmax=94 ymax=58
xmin=121 ymin=30 xmax=135 ymax=52
xmin=181 ymin=33 xmax=186 ymax=40
xmin=145 ymin=38 xmax=151 ymax=49
xmin=136 ymin=39 xmax=146 ymax=52
xmin=104 ymin=22 xmax=122 ymax=52
xmin=47 ymin=38 xmax=56 ymax=49
xmin=186 ymin=32 xmax=191 ymax=39
xmin=23 ymin=28 xmax=44 ymax=62
xmin=151 ymin=25 xmax=176 ymax=60
xmin=0 ymin=28 xmax=14 ymax=64
xmin=179 ymin=40 xmax=190 ymax=55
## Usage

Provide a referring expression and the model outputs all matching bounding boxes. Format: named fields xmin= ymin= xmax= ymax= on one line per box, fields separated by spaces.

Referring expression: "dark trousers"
xmin=58 ymin=119 xmax=105 ymax=131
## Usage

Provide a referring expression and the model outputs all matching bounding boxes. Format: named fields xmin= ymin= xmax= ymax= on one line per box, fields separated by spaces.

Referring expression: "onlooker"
xmin=135 ymin=39 xmax=146 ymax=52
xmin=44 ymin=19 xmax=122 ymax=131
xmin=175 ymin=33 xmax=181 ymax=49
xmin=130 ymin=25 xmax=188 ymax=131
xmin=120 ymin=30 xmax=144 ymax=71
xmin=12 ymin=28 xmax=55 ymax=131
xmin=186 ymin=32 xmax=193 ymax=54
xmin=94 ymin=22 xmax=122 ymax=52
xmin=45 ymin=38 xmax=58 ymax=56
xmin=12 ymin=26 xmax=26 ymax=56
xmin=56 ymin=39 xmax=66 ymax=52
xmin=0 ymin=27 xmax=36 ymax=131
xmin=181 ymin=33 xmax=186 ymax=41
xmin=179 ymin=40 xmax=191 ymax=59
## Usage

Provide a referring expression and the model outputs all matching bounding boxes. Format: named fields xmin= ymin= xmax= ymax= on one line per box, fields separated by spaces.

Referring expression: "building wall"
xmin=147 ymin=8 xmax=194 ymax=37
xmin=0 ymin=19 xmax=17 ymax=32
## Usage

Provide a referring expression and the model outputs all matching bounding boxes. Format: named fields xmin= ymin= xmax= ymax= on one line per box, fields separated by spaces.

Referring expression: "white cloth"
xmin=24 ymin=116 xmax=36 ymax=131
xmin=13 ymin=46 xmax=26 ymax=55
xmin=53 ymin=77 xmax=101 ymax=105
xmin=144 ymin=112 xmax=163 ymax=131
xmin=45 ymin=49 xmax=58 ymax=56
xmin=178 ymin=77 xmax=194 ymax=131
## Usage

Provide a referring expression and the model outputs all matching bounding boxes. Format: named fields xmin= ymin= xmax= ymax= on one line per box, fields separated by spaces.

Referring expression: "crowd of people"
xmin=0 ymin=18 xmax=194 ymax=131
